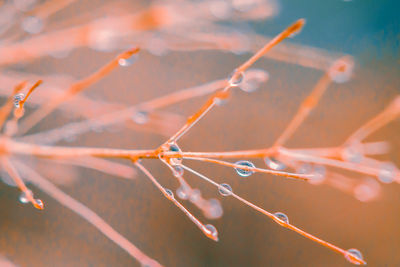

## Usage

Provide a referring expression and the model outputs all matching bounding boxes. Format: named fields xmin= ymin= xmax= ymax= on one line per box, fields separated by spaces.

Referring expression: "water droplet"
xmin=173 ymin=165 xmax=184 ymax=177
xmin=235 ymin=160 xmax=255 ymax=177
xmin=21 ymin=16 xmax=43 ymax=34
xmin=189 ymin=189 xmax=201 ymax=202
xmin=228 ymin=70 xmax=244 ymax=86
xmin=118 ymin=54 xmax=138 ymax=67
xmin=14 ymin=93 xmax=24 ymax=108
xmin=328 ymin=57 xmax=354 ymax=83
xmin=204 ymin=224 xmax=218 ymax=241
xmin=218 ymin=183 xmax=233 ymax=196
xmin=34 ymin=199 xmax=44 ymax=209
xmin=205 ymin=199 xmax=223 ymax=219
xmin=240 ymin=69 xmax=269 ymax=92
xmin=132 ymin=111 xmax=149 ymax=124
xmin=165 ymin=188 xmax=174 ymax=198
xmin=19 ymin=190 xmax=31 ymax=204
xmin=168 ymin=142 xmax=182 ymax=166
xmin=378 ymin=162 xmax=397 ymax=183
xmin=264 ymin=157 xmax=286 ymax=171
xmin=309 ymin=165 xmax=326 ymax=185
xmin=176 ymin=186 xmax=189 ymax=200
xmin=342 ymin=144 xmax=363 ymax=163
xmin=354 ymin=178 xmax=380 ymax=202
xmin=345 ymin=248 xmax=364 ymax=265
xmin=274 ymin=212 xmax=289 ymax=224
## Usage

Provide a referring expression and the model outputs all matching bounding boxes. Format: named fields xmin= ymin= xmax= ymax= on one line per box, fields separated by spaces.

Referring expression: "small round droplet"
xmin=132 ymin=110 xmax=149 ymax=125
xmin=354 ymin=178 xmax=380 ymax=202
xmin=165 ymin=188 xmax=174 ymax=198
xmin=168 ymin=142 xmax=183 ymax=166
xmin=34 ymin=199 xmax=44 ymax=209
xmin=205 ymin=198 xmax=223 ymax=219
xmin=118 ymin=54 xmax=138 ymax=67
xmin=204 ymin=224 xmax=218 ymax=241
xmin=234 ymin=160 xmax=255 ymax=177
xmin=345 ymin=248 xmax=364 ymax=265
xmin=309 ymin=165 xmax=326 ymax=185
xmin=19 ymin=191 xmax=30 ymax=204
xmin=328 ymin=57 xmax=354 ymax=83
xmin=240 ymin=69 xmax=269 ymax=93
xmin=176 ymin=186 xmax=189 ymax=200
xmin=274 ymin=212 xmax=289 ymax=224
xmin=14 ymin=93 xmax=24 ymax=108
xmin=228 ymin=70 xmax=244 ymax=86
xmin=378 ymin=162 xmax=397 ymax=184
xmin=21 ymin=16 xmax=43 ymax=34
xmin=173 ymin=165 xmax=184 ymax=177
xmin=218 ymin=183 xmax=233 ymax=196
xmin=264 ymin=157 xmax=286 ymax=171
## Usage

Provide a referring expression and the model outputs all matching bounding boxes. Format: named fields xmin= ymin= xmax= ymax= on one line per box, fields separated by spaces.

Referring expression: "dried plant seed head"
xmin=377 ymin=162 xmax=397 ymax=184
xmin=240 ymin=69 xmax=269 ymax=92
xmin=218 ymin=183 xmax=233 ymax=196
xmin=264 ymin=157 xmax=286 ymax=171
xmin=13 ymin=93 xmax=25 ymax=108
xmin=235 ymin=160 xmax=255 ymax=177
xmin=228 ymin=69 xmax=244 ymax=86
xmin=274 ymin=212 xmax=289 ymax=224
xmin=204 ymin=224 xmax=219 ymax=241
xmin=345 ymin=248 xmax=365 ymax=265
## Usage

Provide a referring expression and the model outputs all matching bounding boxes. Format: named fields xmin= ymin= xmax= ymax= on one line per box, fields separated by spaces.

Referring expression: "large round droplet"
xmin=218 ymin=183 xmax=233 ymax=196
xmin=228 ymin=70 xmax=244 ymax=86
xmin=264 ymin=157 xmax=286 ymax=171
xmin=235 ymin=160 xmax=255 ymax=177
xmin=345 ymin=248 xmax=364 ymax=265
xmin=168 ymin=142 xmax=183 ymax=166
xmin=274 ymin=212 xmax=289 ymax=224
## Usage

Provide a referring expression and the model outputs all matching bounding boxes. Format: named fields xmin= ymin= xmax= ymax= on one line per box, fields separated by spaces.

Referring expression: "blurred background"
xmin=0 ymin=0 xmax=398 ymax=266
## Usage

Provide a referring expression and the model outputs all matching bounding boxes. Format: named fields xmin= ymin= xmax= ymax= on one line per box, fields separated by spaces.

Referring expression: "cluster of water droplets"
xmin=19 ymin=190 xmax=44 ymax=209
xmin=234 ymin=160 xmax=255 ymax=177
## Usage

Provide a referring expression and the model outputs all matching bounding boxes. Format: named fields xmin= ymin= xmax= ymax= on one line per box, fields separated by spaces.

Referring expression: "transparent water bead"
xmin=176 ymin=186 xmax=189 ymax=200
xmin=168 ymin=142 xmax=183 ymax=166
xmin=240 ymin=69 xmax=269 ymax=93
xmin=205 ymin=199 xmax=223 ymax=219
xmin=345 ymin=248 xmax=364 ymax=265
xmin=19 ymin=191 xmax=31 ymax=204
xmin=34 ymin=199 xmax=44 ymax=209
xmin=172 ymin=165 xmax=184 ymax=177
xmin=274 ymin=212 xmax=289 ymax=224
xmin=21 ymin=16 xmax=43 ymax=34
xmin=235 ymin=160 xmax=255 ymax=177
xmin=228 ymin=70 xmax=244 ymax=86
xmin=204 ymin=224 xmax=218 ymax=241
xmin=218 ymin=183 xmax=233 ymax=196
xmin=118 ymin=54 xmax=138 ymax=67
xmin=378 ymin=162 xmax=397 ymax=183
xmin=328 ymin=57 xmax=354 ymax=84
xmin=13 ymin=93 xmax=24 ymax=108
xmin=165 ymin=188 xmax=174 ymax=198
xmin=264 ymin=157 xmax=286 ymax=171
xmin=132 ymin=111 xmax=149 ymax=124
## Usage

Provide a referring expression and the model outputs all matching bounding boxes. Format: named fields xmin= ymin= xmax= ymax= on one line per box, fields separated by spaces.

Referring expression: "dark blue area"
xmin=253 ymin=0 xmax=400 ymax=56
